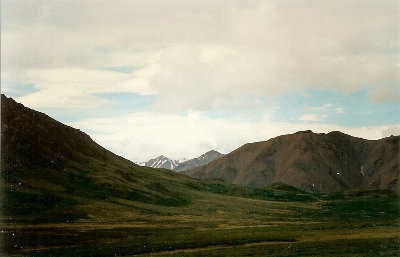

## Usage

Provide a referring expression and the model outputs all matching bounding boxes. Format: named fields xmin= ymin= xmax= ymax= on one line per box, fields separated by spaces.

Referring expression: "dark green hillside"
xmin=0 ymin=94 xmax=318 ymax=223
xmin=1 ymin=94 xmax=398 ymax=257
xmin=1 ymin=94 xmax=200 ymax=223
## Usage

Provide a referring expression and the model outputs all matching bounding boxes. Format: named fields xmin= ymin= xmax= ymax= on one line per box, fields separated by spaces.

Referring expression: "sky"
xmin=1 ymin=0 xmax=399 ymax=162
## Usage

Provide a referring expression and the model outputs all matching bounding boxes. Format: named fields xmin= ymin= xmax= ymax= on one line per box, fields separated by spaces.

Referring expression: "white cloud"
xmin=304 ymin=103 xmax=334 ymax=112
xmin=335 ymin=107 xmax=345 ymax=114
xmin=2 ymin=0 xmax=399 ymax=110
xmin=299 ymin=113 xmax=326 ymax=122
xmin=303 ymin=104 xmax=346 ymax=116
xmin=69 ymin=112 xmax=400 ymax=162
xmin=14 ymin=67 xmax=157 ymax=108
xmin=2 ymin=1 xmax=398 ymax=162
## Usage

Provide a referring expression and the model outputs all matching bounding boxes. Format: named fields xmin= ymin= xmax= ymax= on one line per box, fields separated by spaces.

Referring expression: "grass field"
xmin=2 ymin=184 xmax=399 ymax=257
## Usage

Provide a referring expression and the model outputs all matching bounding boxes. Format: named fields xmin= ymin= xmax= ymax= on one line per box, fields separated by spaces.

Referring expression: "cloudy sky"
xmin=2 ymin=0 xmax=399 ymax=162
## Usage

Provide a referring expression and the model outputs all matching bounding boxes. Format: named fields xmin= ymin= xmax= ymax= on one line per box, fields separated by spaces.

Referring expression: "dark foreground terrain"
xmin=1 ymin=94 xmax=399 ymax=256
xmin=2 ymin=187 xmax=399 ymax=257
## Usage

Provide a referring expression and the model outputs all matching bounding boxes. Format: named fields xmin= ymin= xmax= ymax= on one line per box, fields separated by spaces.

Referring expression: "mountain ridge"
xmin=1 ymin=93 xmax=328 ymax=225
xmin=140 ymin=155 xmax=184 ymax=170
xmin=174 ymin=150 xmax=224 ymax=172
xmin=0 ymin=94 xmax=201 ymax=222
xmin=185 ymin=130 xmax=399 ymax=192
xmin=140 ymin=150 xmax=224 ymax=172
xmin=2 ymin=95 xmax=399 ymax=257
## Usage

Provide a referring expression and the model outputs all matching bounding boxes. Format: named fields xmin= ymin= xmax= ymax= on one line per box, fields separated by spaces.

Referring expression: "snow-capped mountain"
xmin=140 ymin=155 xmax=184 ymax=170
xmin=174 ymin=150 xmax=224 ymax=172
xmin=139 ymin=151 xmax=223 ymax=171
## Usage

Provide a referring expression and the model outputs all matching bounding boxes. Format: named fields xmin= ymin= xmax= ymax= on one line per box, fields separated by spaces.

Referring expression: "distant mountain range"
xmin=140 ymin=150 xmax=224 ymax=172
xmin=1 ymin=93 xmax=314 ymax=227
xmin=174 ymin=150 xmax=224 ymax=172
xmin=5 ymin=94 xmax=399 ymax=256
xmin=139 ymin=155 xmax=185 ymax=170
xmin=2 ymin=93 xmax=398 ymax=199
xmin=185 ymin=130 xmax=399 ymax=192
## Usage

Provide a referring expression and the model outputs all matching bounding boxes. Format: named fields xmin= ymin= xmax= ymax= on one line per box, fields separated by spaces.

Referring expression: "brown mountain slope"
xmin=186 ymin=130 xmax=399 ymax=192
xmin=0 ymin=94 xmax=202 ymax=222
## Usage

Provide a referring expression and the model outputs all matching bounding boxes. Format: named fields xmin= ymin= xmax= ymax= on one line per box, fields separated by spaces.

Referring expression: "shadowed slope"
xmin=1 ymin=94 xmax=197 ymax=222
xmin=0 ymin=94 xmax=317 ymax=224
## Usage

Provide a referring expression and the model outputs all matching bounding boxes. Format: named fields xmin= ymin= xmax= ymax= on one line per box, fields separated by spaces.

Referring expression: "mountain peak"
xmin=298 ymin=130 xmax=313 ymax=134
xmin=186 ymin=132 xmax=399 ymax=192
xmin=205 ymin=150 xmax=222 ymax=155
xmin=140 ymin=150 xmax=224 ymax=172
xmin=174 ymin=150 xmax=224 ymax=172
xmin=141 ymin=155 xmax=182 ymax=170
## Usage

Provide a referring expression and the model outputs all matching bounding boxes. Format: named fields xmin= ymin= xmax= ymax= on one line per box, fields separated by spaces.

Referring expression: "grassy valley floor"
xmin=2 ymin=188 xmax=399 ymax=257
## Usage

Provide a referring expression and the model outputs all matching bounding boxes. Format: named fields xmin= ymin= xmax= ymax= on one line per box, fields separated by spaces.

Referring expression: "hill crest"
xmin=186 ymin=130 xmax=399 ymax=192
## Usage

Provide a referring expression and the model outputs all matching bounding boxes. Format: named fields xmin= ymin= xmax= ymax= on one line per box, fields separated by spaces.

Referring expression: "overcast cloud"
xmin=2 ymin=0 xmax=399 ymax=161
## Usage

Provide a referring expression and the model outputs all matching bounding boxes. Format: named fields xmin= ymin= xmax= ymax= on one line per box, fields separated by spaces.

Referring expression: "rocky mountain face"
xmin=186 ymin=130 xmax=399 ymax=192
xmin=174 ymin=150 xmax=224 ymax=172
xmin=140 ymin=155 xmax=183 ymax=170
xmin=140 ymin=150 xmax=223 ymax=172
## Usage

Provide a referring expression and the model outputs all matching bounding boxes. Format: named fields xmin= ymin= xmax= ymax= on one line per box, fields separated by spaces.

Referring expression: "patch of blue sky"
xmin=1 ymin=79 xmax=38 ymax=97
xmin=268 ymin=92 xmax=305 ymax=123
xmin=386 ymin=45 xmax=400 ymax=58
xmin=102 ymin=66 xmax=142 ymax=73
xmin=95 ymin=92 xmax=156 ymax=111
xmin=271 ymin=89 xmax=400 ymax=127
xmin=35 ymin=108 xmax=103 ymax=127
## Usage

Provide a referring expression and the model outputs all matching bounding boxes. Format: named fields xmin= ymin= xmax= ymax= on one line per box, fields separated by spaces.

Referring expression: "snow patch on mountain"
xmin=139 ymin=151 xmax=223 ymax=171
xmin=140 ymin=155 xmax=184 ymax=170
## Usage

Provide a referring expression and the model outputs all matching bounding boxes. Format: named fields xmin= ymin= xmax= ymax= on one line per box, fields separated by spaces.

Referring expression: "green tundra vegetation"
xmin=2 ymin=173 xmax=399 ymax=257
